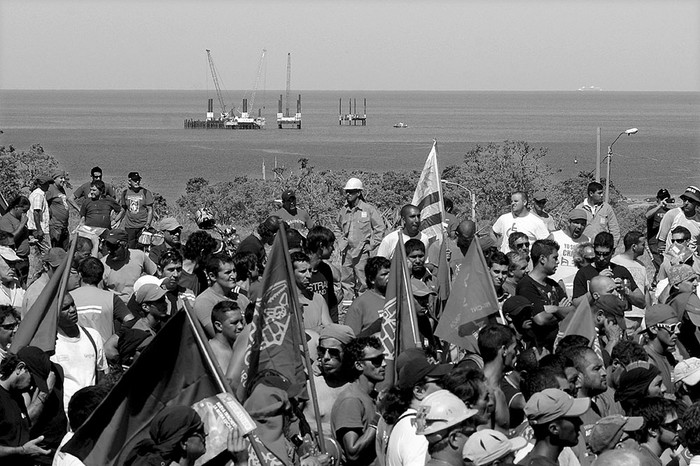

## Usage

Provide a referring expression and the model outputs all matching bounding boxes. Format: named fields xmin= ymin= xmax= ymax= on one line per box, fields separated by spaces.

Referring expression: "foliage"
xmin=0 ymin=144 xmax=60 ymax=201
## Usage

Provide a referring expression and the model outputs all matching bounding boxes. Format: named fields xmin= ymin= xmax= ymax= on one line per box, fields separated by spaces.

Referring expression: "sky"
xmin=1 ymin=0 xmax=698 ymax=91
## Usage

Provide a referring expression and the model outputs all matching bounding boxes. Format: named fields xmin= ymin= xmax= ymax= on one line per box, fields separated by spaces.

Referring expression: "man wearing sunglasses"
xmin=330 ymin=336 xmax=385 ymax=466
xmin=657 ymin=186 xmax=700 ymax=257
xmin=73 ymin=166 xmax=116 ymax=205
xmin=629 ymin=398 xmax=680 ymax=466
xmin=0 ymin=305 xmax=20 ymax=364
xmin=551 ymin=208 xmax=590 ymax=296
xmin=644 ymin=304 xmax=681 ymax=395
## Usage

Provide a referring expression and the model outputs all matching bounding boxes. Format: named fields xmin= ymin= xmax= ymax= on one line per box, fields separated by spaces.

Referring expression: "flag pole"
xmin=183 ymin=305 xmax=269 ymax=466
xmin=395 ymin=239 xmax=421 ymax=382
xmin=56 ymin=233 xmax=78 ymax=311
xmin=277 ymin=222 xmax=327 ymax=454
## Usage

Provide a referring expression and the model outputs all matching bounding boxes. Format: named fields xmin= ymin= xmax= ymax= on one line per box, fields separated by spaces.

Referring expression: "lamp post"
xmin=441 ymin=180 xmax=477 ymax=221
xmin=605 ymin=128 xmax=638 ymax=203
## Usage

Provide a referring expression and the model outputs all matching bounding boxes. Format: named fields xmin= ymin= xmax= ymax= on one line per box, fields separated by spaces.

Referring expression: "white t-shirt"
xmin=376 ymin=230 xmax=429 ymax=259
xmin=492 ymin=211 xmax=550 ymax=253
xmin=51 ymin=326 xmax=106 ymax=411
xmin=386 ymin=409 xmax=428 ymax=466
xmin=551 ymin=230 xmax=587 ymax=297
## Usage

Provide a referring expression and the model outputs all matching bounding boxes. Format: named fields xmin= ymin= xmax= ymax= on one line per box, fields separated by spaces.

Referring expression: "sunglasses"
xmin=655 ymin=322 xmax=681 ymax=333
xmin=360 ymin=354 xmax=386 ymax=366
xmin=318 ymin=346 xmax=342 ymax=359
xmin=514 ymin=243 xmax=529 ymax=249
xmin=671 ymin=238 xmax=689 ymax=244
xmin=594 ymin=249 xmax=612 ymax=257
xmin=661 ymin=420 xmax=679 ymax=432
xmin=0 ymin=322 xmax=18 ymax=331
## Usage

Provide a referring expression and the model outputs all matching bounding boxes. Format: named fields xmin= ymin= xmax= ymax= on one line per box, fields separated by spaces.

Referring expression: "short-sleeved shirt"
xmin=46 ymin=184 xmax=70 ymax=228
xmin=273 ymin=207 xmax=314 ymax=236
xmin=120 ymin=187 xmax=154 ymax=229
xmin=331 ymin=383 xmax=378 ymax=466
xmin=102 ymin=249 xmax=158 ymax=301
xmin=0 ymin=212 xmax=30 ymax=257
xmin=299 ymin=291 xmax=329 ymax=334
xmin=80 ymin=197 xmax=121 ymax=229
xmin=74 ymin=181 xmax=116 ymax=201
xmin=344 ymin=290 xmax=385 ymax=336
xmin=0 ymin=385 xmax=31 ymax=465
xmin=309 ymin=261 xmax=338 ymax=323
xmin=492 ymin=211 xmax=550 ymax=253
xmin=647 ymin=205 xmax=670 ymax=242
xmin=376 ymin=230 xmax=429 ymax=259
xmin=27 ymin=187 xmax=49 ymax=232
xmin=572 ymin=264 xmax=637 ymax=299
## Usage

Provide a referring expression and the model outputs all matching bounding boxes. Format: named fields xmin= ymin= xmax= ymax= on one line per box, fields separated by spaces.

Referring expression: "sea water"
xmin=0 ymin=90 xmax=698 ymax=203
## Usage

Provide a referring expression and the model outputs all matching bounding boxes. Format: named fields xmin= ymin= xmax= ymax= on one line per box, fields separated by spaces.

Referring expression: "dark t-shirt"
xmin=309 ymin=261 xmax=339 ymax=323
xmin=238 ymin=235 xmax=266 ymax=268
xmin=0 ymin=385 xmax=30 ymax=452
xmin=0 ymin=212 xmax=30 ymax=257
xmin=46 ymin=185 xmax=69 ymax=227
xmin=120 ymin=187 xmax=154 ymax=229
xmin=80 ymin=197 xmax=121 ymax=228
xmin=647 ymin=205 xmax=670 ymax=242
xmin=74 ymin=181 xmax=116 ymax=202
xmin=572 ymin=264 xmax=638 ymax=299
xmin=516 ymin=275 xmax=565 ymax=350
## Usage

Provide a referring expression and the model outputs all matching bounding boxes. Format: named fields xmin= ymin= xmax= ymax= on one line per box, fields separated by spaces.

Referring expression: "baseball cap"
xmin=675 ymin=358 xmax=700 ymax=387
xmin=42 ymin=247 xmax=67 ymax=268
xmin=36 ymin=175 xmax=54 ymax=185
xmin=0 ymin=246 xmax=20 ymax=262
xmin=645 ymin=304 xmax=678 ymax=328
xmin=157 ymin=217 xmax=182 ymax=232
xmin=397 ymin=350 xmax=452 ymax=389
xmin=593 ymin=295 xmax=627 ymax=328
xmin=128 ymin=171 xmax=142 ymax=181
xmin=587 ymin=415 xmax=645 ymax=455
xmin=411 ymin=278 xmax=437 ymax=297
xmin=52 ymin=170 xmax=67 ymax=179
xmin=569 ymin=208 xmax=588 ymax=222
xmin=105 ymin=229 xmax=128 ymax=244
xmin=415 ymin=390 xmax=478 ymax=435
xmin=462 ymin=429 xmax=528 ymax=466
xmin=17 ymin=346 xmax=51 ymax=393
xmin=668 ymin=264 xmax=696 ymax=288
xmin=502 ymin=296 xmax=533 ymax=317
xmin=244 ymin=384 xmax=291 ymax=419
xmin=281 ymin=189 xmax=296 ymax=201
xmin=135 ymin=283 xmax=167 ymax=304
xmin=680 ymin=186 xmax=700 ymax=204
xmin=262 ymin=216 xmax=281 ymax=233
xmin=656 ymin=189 xmax=671 ymax=200
xmin=533 ymin=191 xmax=547 ymax=202
xmin=133 ymin=275 xmax=164 ymax=294
xmin=524 ymin=388 xmax=590 ymax=425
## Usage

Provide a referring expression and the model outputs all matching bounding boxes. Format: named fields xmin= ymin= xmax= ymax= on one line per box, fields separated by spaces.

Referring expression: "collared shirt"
xmin=337 ymin=200 xmax=386 ymax=258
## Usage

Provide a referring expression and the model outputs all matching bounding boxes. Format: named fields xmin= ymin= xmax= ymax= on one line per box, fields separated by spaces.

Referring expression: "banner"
xmin=411 ymin=141 xmax=444 ymax=243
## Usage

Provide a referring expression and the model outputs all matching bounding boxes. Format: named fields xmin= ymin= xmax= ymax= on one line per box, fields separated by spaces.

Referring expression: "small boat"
xmin=393 ymin=122 xmax=409 ymax=128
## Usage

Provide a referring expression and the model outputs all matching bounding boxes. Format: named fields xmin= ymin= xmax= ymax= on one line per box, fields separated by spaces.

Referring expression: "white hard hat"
xmin=344 ymin=178 xmax=364 ymax=191
xmin=415 ymin=390 xmax=478 ymax=435
xmin=462 ymin=429 xmax=528 ymax=466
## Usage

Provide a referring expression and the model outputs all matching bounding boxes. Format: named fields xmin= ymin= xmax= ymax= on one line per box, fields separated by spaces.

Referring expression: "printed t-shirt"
xmin=120 ymin=187 xmax=154 ymax=229
xmin=492 ymin=211 xmax=550 ymax=253
xmin=80 ymin=197 xmax=121 ymax=229
xmin=46 ymin=184 xmax=69 ymax=227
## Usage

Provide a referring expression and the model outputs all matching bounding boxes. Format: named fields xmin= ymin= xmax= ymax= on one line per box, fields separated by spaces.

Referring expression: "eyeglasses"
xmin=360 ymin=354 xmax=386 ymax=366
xmin=92 ymin=174 xmax=102 ymax=179
xmin=655 ymin=322 xmax=681 ymax=334
xmin=594 ymin=249 xmax=612 ymax=257
xmin=514 ymin=242 xmax=529 ymax=249
xmin=0 ymin=322 xmax=18 ymax=331
xmin=318 ymin=346 xmax=342 ymax=359
xmin=671 ymin=238 xmax=689 ymax=244
xmin=661 ymin=420 xmax=679 ymax=432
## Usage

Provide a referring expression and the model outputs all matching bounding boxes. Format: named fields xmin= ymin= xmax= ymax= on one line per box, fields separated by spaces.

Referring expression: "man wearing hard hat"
xmin=336 ymin=178 xmax=386 ymax=305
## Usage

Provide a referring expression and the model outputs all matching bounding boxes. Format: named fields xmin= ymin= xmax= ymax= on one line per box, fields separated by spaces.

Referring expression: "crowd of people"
xmin=0 ymin=165 xmax=699 ymax=466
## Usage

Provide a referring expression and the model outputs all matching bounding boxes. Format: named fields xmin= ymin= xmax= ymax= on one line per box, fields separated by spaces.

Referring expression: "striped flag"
xmin=411 ymin=140 xmax=445 ymax=243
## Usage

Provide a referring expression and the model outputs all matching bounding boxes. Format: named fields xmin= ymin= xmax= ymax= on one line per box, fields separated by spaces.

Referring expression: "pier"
xmin=184 ymin=98 xmax=264 ymax=130
xmin=339 ymin=98 xmax=367 ymax=126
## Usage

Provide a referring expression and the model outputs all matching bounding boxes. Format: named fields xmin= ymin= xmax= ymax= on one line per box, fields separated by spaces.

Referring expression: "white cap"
xmin=415 ymin=390 xmax=478 ymax=435
xmin=344 ymin=178 xmax=364 ymax=191
xmin=133 ymin=275 xmax=164 ymax=294
xmin=462 ymin=429 xmax=528 ymax=466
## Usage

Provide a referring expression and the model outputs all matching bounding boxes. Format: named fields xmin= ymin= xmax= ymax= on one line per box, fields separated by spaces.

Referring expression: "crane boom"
xmin=206 ymin=49 xmax=226 ymax=116
xmin=248 ymin=49 xmax=266 ymax=115
xmin=285 ymin=53 xmax=291 ymax=116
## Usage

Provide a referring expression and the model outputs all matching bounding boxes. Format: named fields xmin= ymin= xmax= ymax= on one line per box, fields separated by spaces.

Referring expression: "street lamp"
xmin=441 ymin=180 xmax=477 ymax=221
xmin=605 ymin=128 xmax=638 ymax=203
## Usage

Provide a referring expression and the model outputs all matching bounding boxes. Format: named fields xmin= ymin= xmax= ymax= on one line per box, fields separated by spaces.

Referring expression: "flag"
xmin=242 ymin=224 xmax=306 ymax=396
xmin=434 ymin=238 xmax=499 ymax=347
xmin=62 ymin=310 xmax=224 ymax=465
xmin=553 ymin=298 xmax=603 ymax=360
xmin=411 ymin=141 xmax=445 ymax=243
xmin=10 ymin=254 xmax=69 ymax=354
xmin=435 ymin=236 xmax=451 ymax=304
xmin=379 ymin=238 xmax=421 ymax=383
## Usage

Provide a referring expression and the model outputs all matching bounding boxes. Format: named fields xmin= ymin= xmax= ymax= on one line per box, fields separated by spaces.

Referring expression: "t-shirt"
xmin=27 ymin=187 xmax=49 ymax=232
xmin=74 ymin=181 xmax=116 ymax=201
xmin=46 ymin=184 xmax=70 ymax=228
xmin=102 ymin=249 xmax=158 ymax=302
xmin=299 ymin=291 xmax=329 ymax=334
xmin=611 ymin=254 xmax=649 ymax=317
xmin=516 ymin=275 xmax=565 ymax=350
xmin=376 ymin=230 xmax=429 ymax=259
xmin=303 ymin=374 xmax=348 ymax=438
xmin=80 ymin=197 xmax=121 ymax=229
xmin=331 ymin=382 xmax=378 ymax=466
xmin=0 ymin=385 xmax=31 ymax=465
xmin=273 ymin=207 xmax=314 ymax=236
xmin=550 ymin=230 xmax=589 ymax=297
xmin=657 ymin=207 xmax=700 ymax=254
xmin=647 ymin=205 xmax=670 ymax=242
xmin=572 ymin=264 xmax=638 ymax=299
xmin=194 ymin=287 xmax=250 ymax=337
xmin=0 ymin=212 xmax=30 ymax=257
xmin=386 ymin=409 xmax=428 ymax=466
xmin=309 ymin=261 xmax=339 ymax=323
xmin=344 ymin=290 xmax=386 ymax=336
xmin=492 ymin=211 xmax=550 ymax=253
xmin=120 ymin=187 xmax=154 ymax=229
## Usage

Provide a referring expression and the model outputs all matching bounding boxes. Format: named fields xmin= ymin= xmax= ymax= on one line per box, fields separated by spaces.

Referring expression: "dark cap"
xmin=36 ymin=175 xmax=54 ymax=185
xmin=105 ymin=229 xmax=128 ymax=244
xmin=533 ymin=191 xmax=547 ymax=202
xmin=397 ymin=350 xmax=452 ymax=389
xmin=502 ymin=296 xmax=533 ymax=317
xmin=128 ymin=171 xmax=142 ymax=181
xmin=593 ymin=295 xmax=626 ymax=318
xmin=17 ymin=346 xmax=51 ymax=393
xmin=42 ymin=247 xmax=67 ymax=268
xmin=263 ymin=216 xmax=281 ymax=233
xmin=681 ymin=186 xmax=700 ymax=204
xmin=656 ymin=189 xmax=671 ymax=200
xmin=281 ymin=189 xmax=296 ymax=201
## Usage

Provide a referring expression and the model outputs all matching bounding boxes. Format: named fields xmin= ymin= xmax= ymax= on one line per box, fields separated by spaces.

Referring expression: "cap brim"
xmin=508 ymin=436 xmax=529 ymax=453
xmin=623 ymin=416 xmax=645 ymax=432
xmin=30 ymin=371 xmax=49 ymax=393
xmin=426 ymin=363 xmax=454 ymax=379
xmin=565 ymin=397 xmax=591 ymax=418
xmin=686 ymin=310 xmax=700 ymax=327
xmin=0 ymin=247 xmax=20 ymax=261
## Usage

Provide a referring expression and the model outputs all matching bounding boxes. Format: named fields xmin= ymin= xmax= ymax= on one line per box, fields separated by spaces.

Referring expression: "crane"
xmin=206 ymin=49 xmax=227 ymax=118
xmin=247 ymin=49 xmax=267 ymax=116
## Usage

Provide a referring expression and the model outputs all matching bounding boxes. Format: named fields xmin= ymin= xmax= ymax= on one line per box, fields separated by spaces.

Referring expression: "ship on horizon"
xmin=578 ymin=85 xmax=603 ymax=91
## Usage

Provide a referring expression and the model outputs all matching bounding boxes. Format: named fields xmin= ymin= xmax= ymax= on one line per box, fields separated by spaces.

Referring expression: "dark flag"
xmin=554 ymin=298 xmax=603 ymax=361
xmin=434 ymin=238 xmax=499 ymax=347
xmin=241 ymin=224 xmax=306 ymax=396
xmin=61 ymin=310 xmax=222 ymax=465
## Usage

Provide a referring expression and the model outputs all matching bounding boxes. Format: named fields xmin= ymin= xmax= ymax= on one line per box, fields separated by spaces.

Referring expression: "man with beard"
xmin=492 ymin=192 xmax=550 ymax=254
xmin=516 ymin=239 xmax=574 ymax=351
xmin=551 ymin=208 xmax=590 ymax=296
xmin=657 ymin=186 xmax=700 ymax=255
xmin=149 ymin=217 xmax=183 ymax=264
xmin=628 ymin=398 xmax=680 ymax=466
xmin=273 ymin=189 xmax=313 ymax=237
xmin=426 ymin=220 xmax=476 ymax=278
xmin=643 ymin=304 xmax=680 ymax=395
xmin=101 ymin=229 xmax=158 ymax=303
xmin=345 ymin=257 xmax=391 ymax=337
xmin=572 ymin=232 xmax=645 ymax=310
xmin=304 ymin=324 xmax=355 ymax=439
xmin=531 ymin=192 xmax=557 ymax=232
xmin=331 ymin=336 xmax=386 ymax=466
xmin=377 ymin=205 xmax=428 ymax=259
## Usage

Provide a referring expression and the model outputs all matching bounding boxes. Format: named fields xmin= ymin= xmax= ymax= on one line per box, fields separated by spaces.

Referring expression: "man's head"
xmin=506 ymin=251 xmax=529 ymax=281
xmin=89 ymin=180 xmax=106 ymax=200
xmin=524 ymin=388 xmax=590 ymax=448
xmin=629 ymin=398 xmax=679 ymax=450
xmin=405 ymin=239 xmax=426 ymax=277
xmin=0 ymin=305 xmax=20 ymax=351
xmin=78 ymin=256 xmax=104 ymax=286
xmin=205 ymin=255 xmax=237 ymax=292
xmin=0 ymin=353 xmax=33 ymax=392
xmin=478 ymin=323 xmax=517 ymax=369
xmin=587 ymin=415 xmax=645 ymax=455
xmin=233 ymin=251 xmax=258 ymax=283
xmin=616 ymin=361 xmax=666 ymax=405
xmin=670 ymin=226 xmax=691 ymax=249
xmin=104 ymin=229 xmax=129 ymax=258
xmin=623 ymin=231 xmax=645 ymax=259
xmin=365 ymin=256 xmax=391 ymax=293
xmin=157 ymin=217 xmax=183 ymax=247
xmin=183 ymin=230 xmax=217 ymax=263
xmin=593 ymin=232 xmax=615 ymax=270
xmin=135 ymin=284 xmax=169 ymax=330
xmin=587 ymin=182 xmax=605 ymax=206
xmin=520 ymin=366 xmax=571 ymax=401
xmin=281 ymin=189 xmax=297 ymax=213
xmin=591 ymin=294 xmax=627 ymax=333
xmin=487 ymin=251 xmax=509 ymax=290
xmin=53 ymin=170 xmax=67 ymax=188
xmin=455 ymin=220 xmax=476 ymax=251
xmin=510 ymin=192 xmax=528 ymax=216
xmin=67 ymin=385 xmax=110 ymax=431
xmin=74 ymin=236 xmax=93 ymax=269
xmin=502 ymin=296 xmax=535 ymax=341
xmin=42 ymin=247 xmax=67 ymax=277
xmin=532 ymin=191 xmax=548 ymax=215
xmin=567 ymin=209 xmax=588 ymax=239
xmin=58 ymin=294 xmax=79 ymax=331
xmin=563 ymin=346 xmax=607 ymax=396
xmin=346 ymin=336 xmax=385 ymax=383
xmin=396 ymin=349 xmax=450 ymax=400
xmin=128 ymin=171 xmax=142 ymax=189
xmin=680 ymin=186 xmax=700 ymax=218
xmin=508 ymin=232 xmax=530 ymax=255
xmin=90 ymin=166 xmax=103 ymax=180
xmin=589 ymin=275 xmax=618 ymax=301
xmin=317 ymin=324 xmax=355 ymax=379
xmin=157 ymin=249 xmax=183 ymax=291
xmin=35 ymin=175 xmax=53 ymax=191
xmin=257 ymin=216 xmax=281 ymax=245
xmin=307 ymin=226 xmax=336 ymax=260
xmin=531 ymin=239 xmax=560 ymax=276
xmin=400 ymin=204 xmax=421 ymax=237
xmin=415 ymin=390 xmax=478 ymax=455
xmin=211 ymin=301 xmax=244 ymax=344
xmin=645 ymin=305 xmax=680 ymax=350
xmin=291 ymin=252 xmax=311 ymax=291
xmin=343 ymin=178 xmax=363 ymax=205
